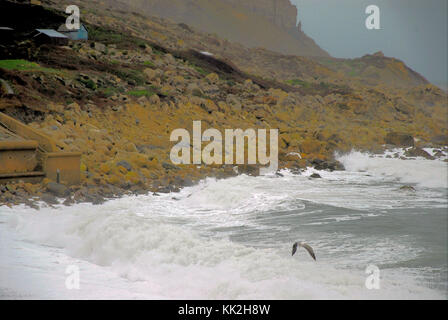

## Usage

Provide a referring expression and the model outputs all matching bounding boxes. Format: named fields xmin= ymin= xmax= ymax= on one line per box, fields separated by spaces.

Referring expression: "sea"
xmin=0 ymin=148 xmax=447 ymax=299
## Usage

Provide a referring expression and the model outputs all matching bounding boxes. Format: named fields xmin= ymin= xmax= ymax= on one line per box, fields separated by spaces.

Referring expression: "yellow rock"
xmin=147 ymin=158 xmax=159 ymax=169
xmin=143 ymin=68 xmax=157 ymax=81
xmin=125 ymin=171 xmax=140 ymax=184
xmin=161 ymin=85 xmax=175 ymax=95
xmin=106 ymin=175 xmax=121 ymax=186
xmin=149 ymin=94 xmax=160 ymax=106
xmin=117 ymin=165 xmax=128 ymax=174
xmin=124 ymin=142 xmax=138 ymax=152
xmin=172 ymin=76 xmax=185 ymax=86
xmin=300 ymin=138 xmax=323 ymax=154
xmin=206 ymin=73 xmax=219 ymax=84
xmin=99 ymin=162 xmax=113 ymax=174
xmin=140 ymin=168 xmax=152 ymax=179
xmin=23 ymin=183 xmax=38 ymax=194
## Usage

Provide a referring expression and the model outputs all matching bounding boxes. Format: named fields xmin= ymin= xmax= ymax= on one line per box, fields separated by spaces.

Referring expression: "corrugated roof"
xmin=35 ymin=29 xmax=68 ymax=38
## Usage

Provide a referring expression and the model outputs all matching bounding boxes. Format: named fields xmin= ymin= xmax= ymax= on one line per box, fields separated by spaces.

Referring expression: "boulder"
xmin=164 ymin=53 xmax=176 ymax=64
xmin=116 ymin=160 xmax=132 ymax=171
xmin=243 ymin=79 xmax=254 ymax=91
xmin=226 ymin=94 xmax=242 ymax=111
xmin=186 ymin=83 xmax=203 ymax=97
xmin=404 ymin=147 xmax=434 ymax=159
xmin=0 ymin=79 xmax=14 ymax=95
xmin=205 ymin=73 xmax=219 ymax=84
xmin=171 ymin=75 xmax=185 ymax=86
xmin=40 ymin=193 xmax=59 ymax=204
xmin=46 ymin=182 xmax=69 ymax=197
xmin=238 ymin=165 xmax=259 ymax=176
xmin=144 ymin=45 xmax=153 ymax=54
xmin=434 ymin=150 xmax=445 ymax=158
xmin=399 ymin=185 xmax=416 ymax=192
xmin=162 ymin=162 xmax=179 ymax=171
xmin=203 ymin=84 xmax=220 ymax=96
xmin=91 ymin=42 xmax=106 ymax=53
xmin=431 ymin=135 xmax=448 ymax=146
xmin=312 ymin=159 xmax=345 ymax=171
xmin=143 ymin=68 xmax=157 ymax=81
xmin=200 ymin=100 xmax=218 ymax=113
xmin=385 ymin=132 xmax=414 ymax=147
xmin=123 ymin=142 xmax=138 ymax=152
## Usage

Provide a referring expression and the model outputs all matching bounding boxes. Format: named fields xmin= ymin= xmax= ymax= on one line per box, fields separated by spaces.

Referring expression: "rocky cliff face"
xmin=221 ymin=0 xmax=325 ymax=57
xmin=106 ymin=0 xmax=329 ymax=57
xmin=222 ymin=0 xmax=298 ymax=30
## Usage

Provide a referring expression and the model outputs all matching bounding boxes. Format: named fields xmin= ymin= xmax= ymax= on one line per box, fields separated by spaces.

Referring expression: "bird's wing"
xmin=292 ymin=242 xmax=298 ymax=256
xmin=301 ymin=243 xmax=316 ymax=261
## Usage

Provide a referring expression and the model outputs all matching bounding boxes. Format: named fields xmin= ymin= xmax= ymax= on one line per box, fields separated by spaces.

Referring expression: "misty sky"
xmin=290 ymin=0 xmax=447 ymax=88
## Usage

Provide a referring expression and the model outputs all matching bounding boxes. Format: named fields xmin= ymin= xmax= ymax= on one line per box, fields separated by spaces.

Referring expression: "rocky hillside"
xmin=0 ymin=0 xmax=446 ymax=206
xmin=104 ymin=0 xmax=329 ymax=58
xmin=313 ymin=51 xmax=429 ymax=89
xmin=38 ymin=0 xmax=427 ymax=90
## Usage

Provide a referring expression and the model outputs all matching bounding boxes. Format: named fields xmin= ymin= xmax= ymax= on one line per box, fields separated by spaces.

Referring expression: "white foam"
xmin=337 ymin=150 xmax=448 ymax=189
xmin=0 ymin=203 xmax=443 ymax=300
xmin=0 ymin=149 xmax=446 ymax=299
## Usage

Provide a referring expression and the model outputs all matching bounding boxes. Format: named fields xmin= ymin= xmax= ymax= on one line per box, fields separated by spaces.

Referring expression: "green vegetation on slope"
xmin=0 ymin=59 xmax=58 ymax=73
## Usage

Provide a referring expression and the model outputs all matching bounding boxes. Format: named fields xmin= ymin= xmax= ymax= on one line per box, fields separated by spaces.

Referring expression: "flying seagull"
xmin=292 ymin=242 xmax=316 ymax=261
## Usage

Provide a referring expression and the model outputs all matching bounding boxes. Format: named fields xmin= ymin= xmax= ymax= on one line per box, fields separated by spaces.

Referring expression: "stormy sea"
xmin=1 ymin=149 xmax=447 ymax=299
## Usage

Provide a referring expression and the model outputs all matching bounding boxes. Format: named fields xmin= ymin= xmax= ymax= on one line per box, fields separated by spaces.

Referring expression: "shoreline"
xmin=0 ymin=161 xmax=329 ymax=208
xmin=1 ymin=145 xmax=447 ymax=209
xmin=1 ymin=156 xmax=446 ymax=300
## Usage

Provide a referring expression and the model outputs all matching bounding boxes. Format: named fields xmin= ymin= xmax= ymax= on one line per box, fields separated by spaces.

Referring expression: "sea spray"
xmin=336 ymin=149 xmax=448 ymax=189
xmin=0 ymin=149 xmax=446 ymax=299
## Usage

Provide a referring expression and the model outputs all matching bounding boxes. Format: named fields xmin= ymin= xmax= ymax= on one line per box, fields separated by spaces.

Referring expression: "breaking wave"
xmin=337 ymin=150 xmax=448 ymax=189
xmin=0 ymin=149 xmax=446 ymax=299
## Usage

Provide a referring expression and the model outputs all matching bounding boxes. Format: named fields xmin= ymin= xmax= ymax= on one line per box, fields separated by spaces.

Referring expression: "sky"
xmin=290 ymin=0 xmax=447 ymax=88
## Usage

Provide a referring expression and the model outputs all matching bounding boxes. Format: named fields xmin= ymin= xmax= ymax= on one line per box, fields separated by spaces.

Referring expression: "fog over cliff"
xmin=107 ymin=0 xmax=329 ymax=57
xmin=291 ymin=0 xmax=447 ymax=89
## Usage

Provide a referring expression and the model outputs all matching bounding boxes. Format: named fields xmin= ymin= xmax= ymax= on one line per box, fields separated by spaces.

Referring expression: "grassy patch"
xmin=318 ymin=81 xmax=329 ymax=89
xmin=126 ymin=88 xmax=156 ymax=97
xmin=99 ymin=87 xmax=119 ymax=98
xmin=192 ymin=65 xmax=207 ymax=75
xmin=0 ymin=59 xmax=58 ymax=73
xmin=88 ymin=27 xmax=123 ymax=44
xmin=286 ymin=79 xmax=311 ymax=88
xmin=348 ymin=69 xmax=358 ymax=77
xmin=152 ymin=47 xmax=164 ymax=56
xmin=113 ymin=69 xmax=146 ymax=86
xmin=78 ymin=78 xmax=97 ymax=90
xmin=143 ymin=61 xmax=155 ymax=67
